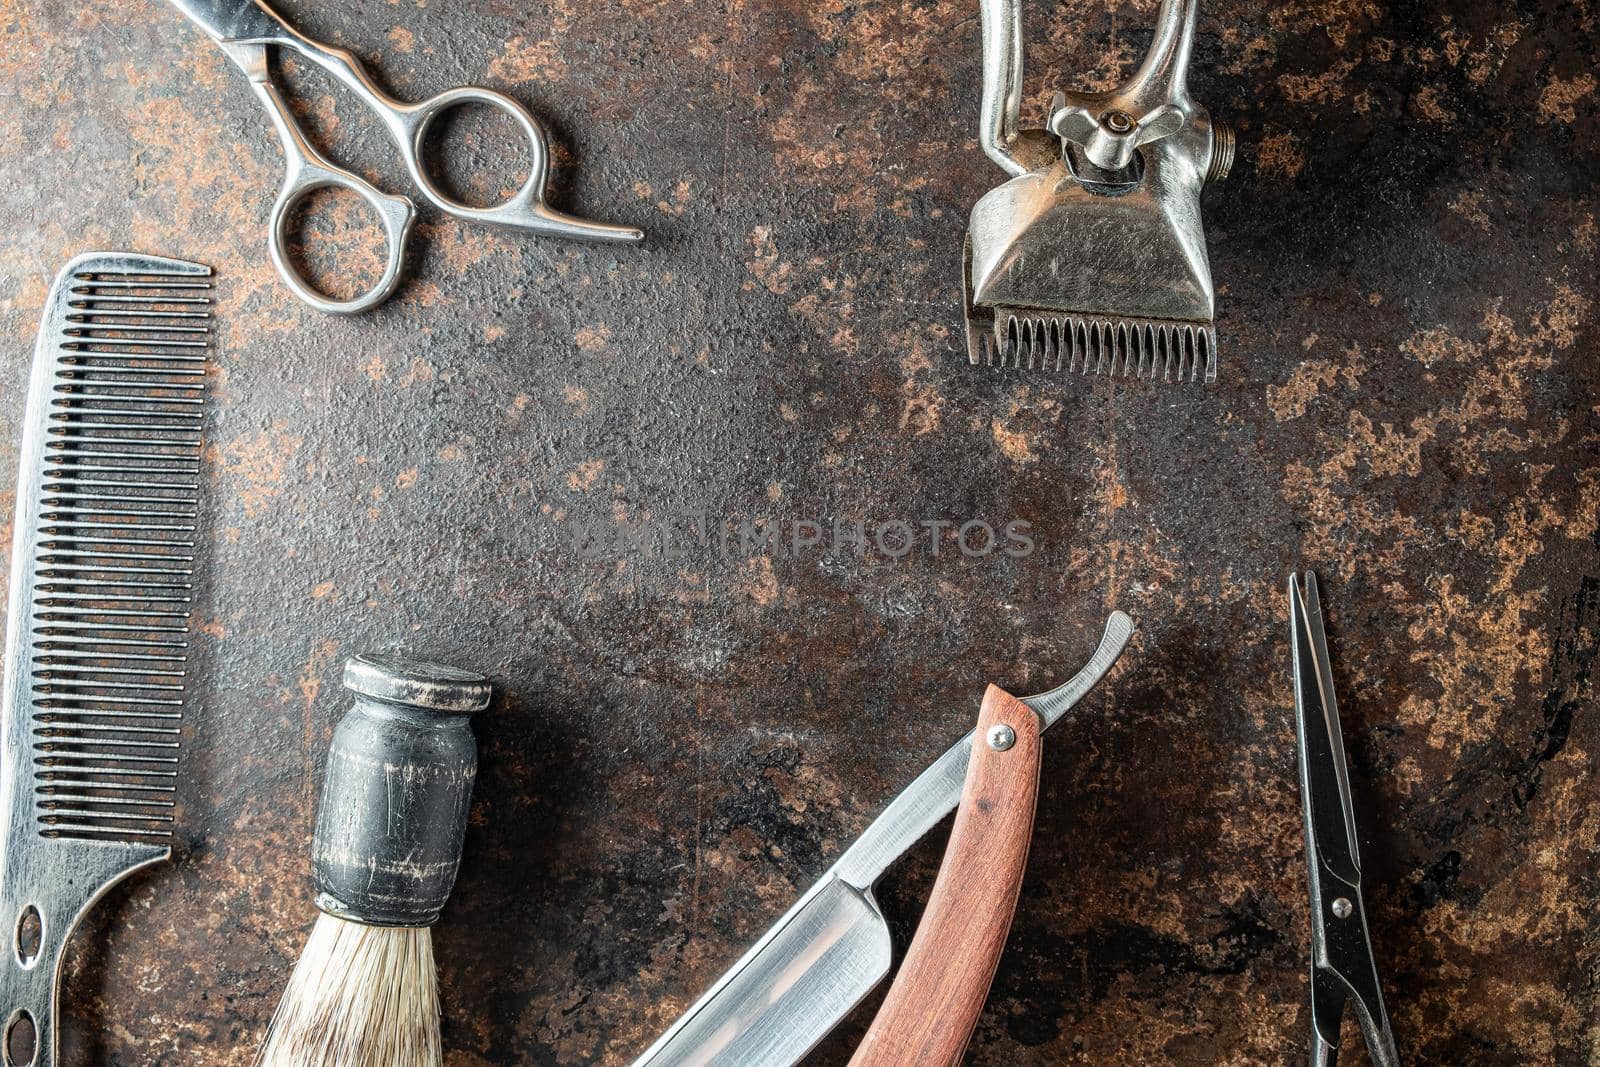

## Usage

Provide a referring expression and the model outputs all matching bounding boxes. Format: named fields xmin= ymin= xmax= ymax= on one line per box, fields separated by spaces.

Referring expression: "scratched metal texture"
xmin=0 ymin=0 xmax=1596 ymax=1063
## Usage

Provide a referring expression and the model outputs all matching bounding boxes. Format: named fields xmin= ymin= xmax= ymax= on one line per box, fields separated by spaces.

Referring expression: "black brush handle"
xmin=310 ymin=654 xmax=492 ymax=927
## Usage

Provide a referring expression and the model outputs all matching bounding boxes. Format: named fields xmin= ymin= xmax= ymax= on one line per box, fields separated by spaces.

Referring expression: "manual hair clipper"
xmin=964 ymin=0 xmax=1234 ymax=381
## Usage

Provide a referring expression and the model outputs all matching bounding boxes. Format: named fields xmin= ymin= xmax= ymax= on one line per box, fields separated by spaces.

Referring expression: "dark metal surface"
xmin=0 ymin=0 xmax=1596 ymax=1063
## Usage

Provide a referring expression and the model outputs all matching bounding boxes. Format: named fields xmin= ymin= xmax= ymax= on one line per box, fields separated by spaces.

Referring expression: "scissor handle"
xmin=397 ymin=86 xmax=644 ymax=244
xmin=289 ymin=37 xmax=643 ymax=245
xmin=238 ymin=52 xmax=419 ymax=314
xmin=266 ymin=159 xmax=416 ymax=315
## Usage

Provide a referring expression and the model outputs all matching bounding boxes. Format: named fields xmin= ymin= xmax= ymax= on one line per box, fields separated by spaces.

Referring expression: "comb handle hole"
xmin=12 ymin=909 xmax=40 ymax=969
xmin=4 ymin=1010 xmax=35 ymax=1066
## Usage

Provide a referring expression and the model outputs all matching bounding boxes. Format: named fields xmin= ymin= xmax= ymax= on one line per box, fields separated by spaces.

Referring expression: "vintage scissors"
xmin=164 ymin=0 xmax=644 ymax=314
xmin=1290 ymin=572 xmax=1401 ymax=1067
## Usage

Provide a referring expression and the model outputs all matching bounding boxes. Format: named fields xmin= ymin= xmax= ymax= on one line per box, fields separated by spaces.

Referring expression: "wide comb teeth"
xmin=971 ymin=310 xmax=1217 ymax=383
xmin=27 ymin=266 xmax=213 ymax=842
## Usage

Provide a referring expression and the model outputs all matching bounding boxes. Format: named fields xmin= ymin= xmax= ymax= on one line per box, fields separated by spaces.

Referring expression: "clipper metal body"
xmin=964 ymin=0 xmax=1233 ymax=381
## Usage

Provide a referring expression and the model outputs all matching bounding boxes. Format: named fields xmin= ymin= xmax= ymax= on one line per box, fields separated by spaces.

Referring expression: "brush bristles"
xmin=256 ymin=913 xmax=441 ymax=1067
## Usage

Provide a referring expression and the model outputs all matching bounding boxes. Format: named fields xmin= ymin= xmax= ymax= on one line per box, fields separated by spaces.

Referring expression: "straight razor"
xmin=630 ymin=611 xmax=1134 ymax=1067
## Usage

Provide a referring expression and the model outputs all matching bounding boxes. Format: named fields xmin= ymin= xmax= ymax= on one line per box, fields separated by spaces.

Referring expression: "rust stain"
xmin=567 ymin=458 xmax=605 ymax=490
xmin=1413 ymin=84 xmax=1456 ymax=123
xmin=990 ymin=418 xmax=1037 ymax=465
xmin=575 ymin=323 xmax=612 ymax=352
xmin=488 ymin=35 xmax=568 ymax=85
xmin=209 ymin=426 xmax=304 ymax=520
xmin=1538 ymin=73 xmax=1597 ymax=125
xmin=3 ymin=0 xmax=1597 ymax=1063
xmin=1255 ymin=129 xmax=1307 ymax=179
xmin=562 ymin=385 xmax=592 ymax=415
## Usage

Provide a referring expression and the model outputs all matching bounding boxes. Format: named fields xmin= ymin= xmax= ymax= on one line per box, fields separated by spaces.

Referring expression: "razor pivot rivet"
xmin=987 ymin=724 xmax=1017 ymax=751
xmin=1331 ymin=897 xmax=1354 ymax=920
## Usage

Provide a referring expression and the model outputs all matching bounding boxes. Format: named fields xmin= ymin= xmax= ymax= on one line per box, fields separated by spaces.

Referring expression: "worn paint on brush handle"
xmin=311 ymin=655 xmax=492 ymax=928
xmin=848 ymin=685 xmax=1042 ymax=1067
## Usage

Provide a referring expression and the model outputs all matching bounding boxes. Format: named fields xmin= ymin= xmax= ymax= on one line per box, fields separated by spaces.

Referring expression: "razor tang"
xmin=630 ymin=612 xmax=1133 ymax=1067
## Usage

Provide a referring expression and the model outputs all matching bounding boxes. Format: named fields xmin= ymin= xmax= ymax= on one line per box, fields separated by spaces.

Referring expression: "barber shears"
xmin=1290 ymin=572 xmax=1401 ymax=1067
xmin=164 ymin=0 xmax=643 ymax=314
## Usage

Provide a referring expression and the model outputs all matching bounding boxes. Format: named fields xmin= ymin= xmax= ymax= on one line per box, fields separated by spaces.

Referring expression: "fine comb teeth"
xmin=8 ymin=254 xmax=213 ymax=843
xmin=0 ymin=252 xmax=213 ymax=1067
xmin=971 ymin=310 xmax=1217 ymax=384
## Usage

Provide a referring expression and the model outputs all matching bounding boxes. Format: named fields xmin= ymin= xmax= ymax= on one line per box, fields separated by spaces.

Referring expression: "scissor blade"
xmin=1291 ymin=572 xmax=1361 ymax=882
xmin=1309 ymin=966 xmax=1348 ymax=1067
xmin=163 ymin=0 xmax=287 ymax=45
xmin=1313 ymin=957 xmax=1401 ymax=1067
xmin=628 ymin=876 xmax=893 ymax=1067
xmin=1292 ymin=572 xmax=1401 ymax=1067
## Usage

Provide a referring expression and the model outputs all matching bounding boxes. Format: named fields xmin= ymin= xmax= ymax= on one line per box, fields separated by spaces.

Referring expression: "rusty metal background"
xmin=1 ymin=0 xmax=1597 ymax=1063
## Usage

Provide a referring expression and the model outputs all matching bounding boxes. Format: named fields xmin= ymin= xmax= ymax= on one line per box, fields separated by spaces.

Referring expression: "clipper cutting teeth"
xmin=12 ymin=258 xmax=213 ymax=842
xmin=973 ymin=310 xmax=1217 ymax=383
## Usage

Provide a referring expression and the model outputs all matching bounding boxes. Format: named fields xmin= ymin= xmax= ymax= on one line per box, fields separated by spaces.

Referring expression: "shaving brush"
xmin=256 ymin=654 xmax=492 ymax=1067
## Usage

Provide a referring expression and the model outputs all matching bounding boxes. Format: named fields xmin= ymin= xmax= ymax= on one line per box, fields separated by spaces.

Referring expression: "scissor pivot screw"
xmin=986 ymin=725 xmax=1017 ymax=751
xmin=1331 ymin=897 xmax=1354 ymax=919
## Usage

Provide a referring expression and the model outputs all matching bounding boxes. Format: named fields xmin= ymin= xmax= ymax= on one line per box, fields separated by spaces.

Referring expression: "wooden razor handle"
xmin=848 ymin=684 xmax=1044 ymax=1067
